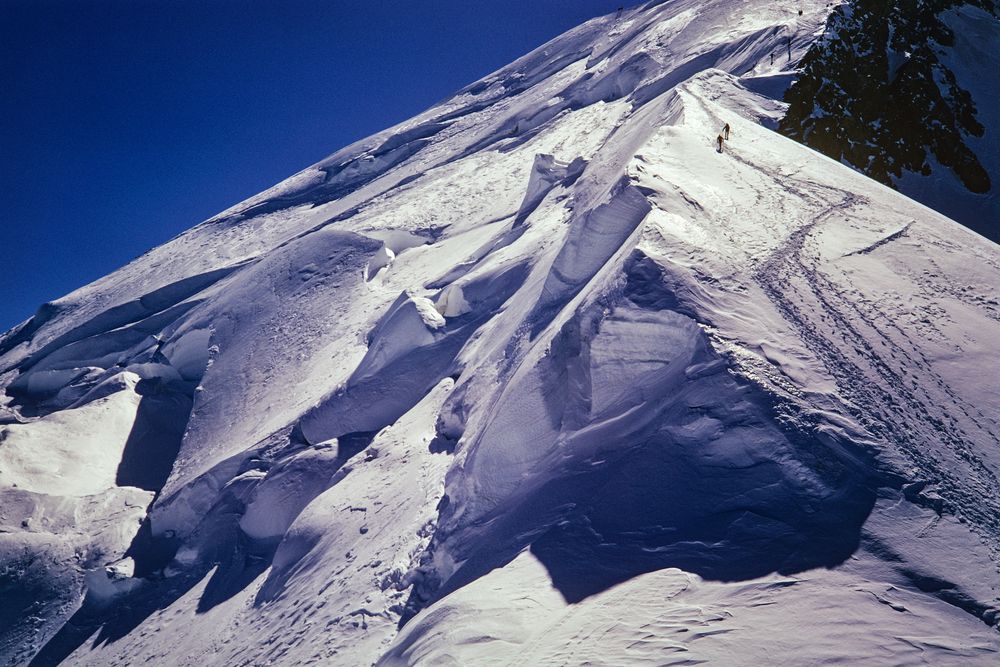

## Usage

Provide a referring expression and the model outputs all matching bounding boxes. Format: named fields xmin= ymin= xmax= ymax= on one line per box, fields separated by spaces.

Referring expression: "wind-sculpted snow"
xmin=3 ymin=1 xmax=1000 ymax=665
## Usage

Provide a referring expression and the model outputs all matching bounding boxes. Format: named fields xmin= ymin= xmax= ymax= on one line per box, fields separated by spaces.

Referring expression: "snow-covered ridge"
xmin=2 ymin=1 xmax=999 ymax=665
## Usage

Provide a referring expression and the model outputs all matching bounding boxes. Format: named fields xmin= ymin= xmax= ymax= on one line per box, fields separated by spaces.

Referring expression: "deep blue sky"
xmin=1 ymin=0 xmax=624 ymax=332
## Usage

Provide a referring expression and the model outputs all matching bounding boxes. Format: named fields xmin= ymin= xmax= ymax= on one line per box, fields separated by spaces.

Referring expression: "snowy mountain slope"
xmin=781 ymin=0 xmax=1000 ymax=240
xmin=2 ymin=1 xmax=999 ymax=665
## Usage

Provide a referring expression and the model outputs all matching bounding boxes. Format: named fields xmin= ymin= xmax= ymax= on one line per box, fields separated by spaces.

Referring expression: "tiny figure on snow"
xmin=723 ymin=123 xmax=731 ymax=140
xmin=717 ymin=134 xmax=724 ymax=153
xmin=770 ymin=52 xmax=774 ymax=65
xmin=616 ymin=7 xmax=623 ymax=19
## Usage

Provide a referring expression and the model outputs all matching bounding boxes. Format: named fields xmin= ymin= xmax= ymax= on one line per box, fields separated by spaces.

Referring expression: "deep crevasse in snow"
xmin=2 ymin=1 xmax=1000 ymax=665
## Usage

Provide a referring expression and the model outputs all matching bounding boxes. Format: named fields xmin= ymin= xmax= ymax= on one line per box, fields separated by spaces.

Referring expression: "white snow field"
xmin=2 ymin=1 xmax=1000 ymax=665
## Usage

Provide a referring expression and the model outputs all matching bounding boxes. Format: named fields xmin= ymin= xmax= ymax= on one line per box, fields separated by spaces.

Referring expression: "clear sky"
xmin=0 ymin=0 xmax=625 ymax=332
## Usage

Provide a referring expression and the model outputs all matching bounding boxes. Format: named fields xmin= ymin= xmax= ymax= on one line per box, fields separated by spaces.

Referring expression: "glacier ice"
xmin=2 ymin=1 xmax=1000 ymax=665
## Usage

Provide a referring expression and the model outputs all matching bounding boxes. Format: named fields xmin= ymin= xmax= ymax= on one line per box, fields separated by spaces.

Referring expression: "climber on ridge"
xmin=717 ymin=133 xmax=724 ymax=153
xmin=723 ymin=123 xmax=731 ymax=140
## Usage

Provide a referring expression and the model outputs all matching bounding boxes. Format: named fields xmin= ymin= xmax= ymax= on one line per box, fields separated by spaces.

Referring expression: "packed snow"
xmin=2 ymin=1 xmax=999 ymax=665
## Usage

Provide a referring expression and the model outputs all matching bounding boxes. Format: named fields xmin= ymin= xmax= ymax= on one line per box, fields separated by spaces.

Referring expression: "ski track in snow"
xmin=687 ymin=87 xmax=1000 ymax=550
xmin=2 ymin=1 xmax=1000 ymax=665
xmin=747 ymin=154 xmax=1000 ymax=544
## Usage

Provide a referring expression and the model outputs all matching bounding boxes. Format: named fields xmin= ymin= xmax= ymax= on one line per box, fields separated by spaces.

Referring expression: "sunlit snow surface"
xmin=2 ymin=1 xmax=999 ymax=665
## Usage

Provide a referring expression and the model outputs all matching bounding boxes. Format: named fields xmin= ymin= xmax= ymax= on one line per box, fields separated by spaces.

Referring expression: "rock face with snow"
xmin=781 ymin=0 xmax=1000 ymax=240
xmin=2 ymin=1 xmax=999 ymax=665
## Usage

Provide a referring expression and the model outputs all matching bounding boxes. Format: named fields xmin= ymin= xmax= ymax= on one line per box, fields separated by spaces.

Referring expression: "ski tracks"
xmin=683 ymin=92 xmax=1000 ymax=547
xmin=745 ymin=165 xmax=1000 ymax=553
